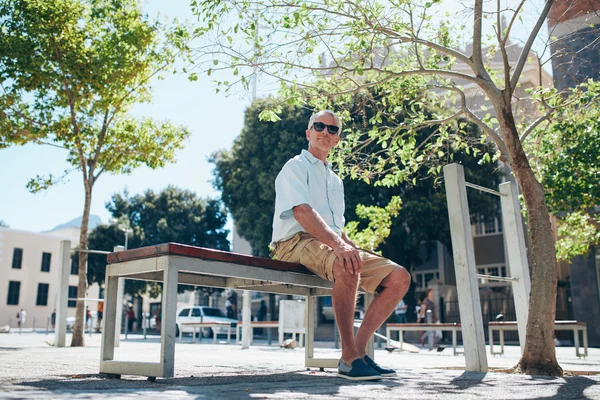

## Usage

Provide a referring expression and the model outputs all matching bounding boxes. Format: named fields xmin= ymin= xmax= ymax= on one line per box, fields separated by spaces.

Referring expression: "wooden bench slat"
xmin=387 ymin=323 xmax=461 ymax=328
xmin=489 ymin=320 xmax=586 ymax=327
xmin=107 ymin=243 xmax=313 ymax=275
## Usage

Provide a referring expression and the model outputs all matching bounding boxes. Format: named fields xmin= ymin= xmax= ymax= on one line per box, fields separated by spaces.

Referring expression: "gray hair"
xmin=307 ymin=110 xmax=342 ymax=134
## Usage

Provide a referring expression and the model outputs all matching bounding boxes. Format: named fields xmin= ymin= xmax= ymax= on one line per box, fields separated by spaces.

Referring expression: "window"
xmin=36 ymin=283 xmax=49 ymax=306
xmin=178 ymin=308 xmax=190 ymax=317
xmin=12 ymin=248 xmax=23 ymax=269
xmin=41 ymin=252 xmax=51 ymax=272
xmin=471 ymin=217 xmax=503 ymax=237
xmin=413 ymin=271 xmax=440 ymax=289
xmin=476 ymin=264 xmax=508 ymax=286
xmin=70 ymin=257 xmax=78 ymax=275
xmin=191 ymin=308 xmax=201 ymax=317
xmin=68 ymin=286 xmax=78 ymax=308
xmin=7 ymin=281 xmax=21 ymax=305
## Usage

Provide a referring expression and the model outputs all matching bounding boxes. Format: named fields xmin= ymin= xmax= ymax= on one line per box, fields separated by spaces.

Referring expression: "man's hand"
xmin=333 ymin=240 xmax=363 ymax=275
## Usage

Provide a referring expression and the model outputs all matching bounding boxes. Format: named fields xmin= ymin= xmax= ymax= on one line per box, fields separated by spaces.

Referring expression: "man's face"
xmin=306 ymin=113 xmax=341 ymax=153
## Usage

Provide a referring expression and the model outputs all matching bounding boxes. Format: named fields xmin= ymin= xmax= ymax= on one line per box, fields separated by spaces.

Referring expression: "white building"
xmin=0 ymin=227 xmax=100 ymax=329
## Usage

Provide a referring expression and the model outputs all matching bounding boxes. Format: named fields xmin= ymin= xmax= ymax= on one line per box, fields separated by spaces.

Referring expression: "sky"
xmin=0 ymin=0 xmax=548 ymax=234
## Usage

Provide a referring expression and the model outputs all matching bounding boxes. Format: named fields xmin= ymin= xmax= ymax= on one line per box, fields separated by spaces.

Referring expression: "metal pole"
xmin=266 ymin=312 xmax=272 ymax=345
xmin=443 ymin=163 xmax=488 ymax=372
xmin=143 ymin=312 xmax=147 ymax=340
xmin=32 ymin=316 xmax=36 ymax=333
xmin=427 ymin=310 xmax=434 ymax=350
xmin=124 ymin=313 xmax=129 ymax=340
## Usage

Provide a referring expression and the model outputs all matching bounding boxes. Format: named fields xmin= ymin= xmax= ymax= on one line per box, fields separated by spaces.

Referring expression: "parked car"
xmin=175 ymin=306 xmax=238 ymax=338
xmin=66 ymin=316 xmax=75 ymax=331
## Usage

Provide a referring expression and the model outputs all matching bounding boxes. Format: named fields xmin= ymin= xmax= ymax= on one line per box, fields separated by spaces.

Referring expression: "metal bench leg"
xmin=453 ymin=330 xmax=458 ymax=356
xmin=489 ymin=326 xmax=494 ymax=355
xmin=159 ymin=264 xmax=178 ymax=378
xmin=305 ymin=296 xmax=315 ymax=366
xmin=583 ymin=327 xmax=588 ymax=357
xmin=574 ymin=328 xmax=580 ymax=357
xmin=500 ymin=330 xmax=505 ymax=356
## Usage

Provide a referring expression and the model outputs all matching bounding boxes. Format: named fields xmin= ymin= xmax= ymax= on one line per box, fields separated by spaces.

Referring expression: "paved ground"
xmin=0 ymin=332 xmax=599 ymax=399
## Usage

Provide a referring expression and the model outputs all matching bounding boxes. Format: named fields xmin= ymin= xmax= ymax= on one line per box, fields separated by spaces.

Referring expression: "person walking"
xmin=271 ymin=110 xmax=411 ymax=381
xmin=394 ymin=299 xmax=408 ymax=324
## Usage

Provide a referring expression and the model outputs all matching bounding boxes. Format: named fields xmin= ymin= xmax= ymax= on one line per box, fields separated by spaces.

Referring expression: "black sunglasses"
xmin=311 ymin=121 xmax=340 ymax=135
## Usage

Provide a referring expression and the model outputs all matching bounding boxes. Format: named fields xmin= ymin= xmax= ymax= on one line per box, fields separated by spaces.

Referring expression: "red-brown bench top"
xmin=107 ymin=242 xmax=313 ymax=275
xmin=387 ymin=323 xmax=461 ymax=328
xmin=489 ymin=321 xmax=586 ymax=327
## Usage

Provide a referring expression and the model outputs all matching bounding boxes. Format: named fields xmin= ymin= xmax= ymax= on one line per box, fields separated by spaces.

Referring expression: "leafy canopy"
xmin=84 ymin=187 xmax=230 ymax=296
xmin=211 ymin=98 xmax=501 ymax=264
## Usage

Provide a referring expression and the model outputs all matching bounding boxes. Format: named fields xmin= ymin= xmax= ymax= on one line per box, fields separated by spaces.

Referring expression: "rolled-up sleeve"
xmin=275 ymin=160 xmax=310 ymax=220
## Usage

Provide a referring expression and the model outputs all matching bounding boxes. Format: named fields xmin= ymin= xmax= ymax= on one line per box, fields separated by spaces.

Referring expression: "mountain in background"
xmin=44 ymin=215 xmax=103 ymax=233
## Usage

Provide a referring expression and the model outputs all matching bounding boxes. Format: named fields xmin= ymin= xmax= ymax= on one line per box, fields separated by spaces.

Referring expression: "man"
xmin=394 ymin=299 xmax=408 ymax=324
xmin=271 ymin=110 xmax=411 ymax=381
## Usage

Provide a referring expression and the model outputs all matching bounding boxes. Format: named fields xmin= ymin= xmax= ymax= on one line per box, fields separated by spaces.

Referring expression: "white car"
xmin=175 ymin=306 xmax=237 ymax=338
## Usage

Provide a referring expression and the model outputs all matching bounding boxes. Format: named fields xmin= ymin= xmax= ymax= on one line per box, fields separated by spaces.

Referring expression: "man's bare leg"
xmin=332 ymin=264 xmax=360 ymax=364
xmin=355 ymin=268 xmax=411 ymax=357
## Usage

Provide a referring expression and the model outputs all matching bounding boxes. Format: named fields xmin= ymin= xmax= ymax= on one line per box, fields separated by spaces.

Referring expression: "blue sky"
xmin=0 ymin=0 xmax=547 ymax=233
xmin=0 ymin=0 xmax=250 ymax=232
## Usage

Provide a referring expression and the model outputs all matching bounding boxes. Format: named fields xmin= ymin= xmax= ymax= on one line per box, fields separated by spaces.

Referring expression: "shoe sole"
xmin=379 ymin=372 xmax=396 ymax=377
xmin=337 ymin=373 xmax=382 ymax=381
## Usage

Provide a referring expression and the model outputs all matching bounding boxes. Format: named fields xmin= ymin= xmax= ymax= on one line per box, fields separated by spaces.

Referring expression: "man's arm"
xmin=293 ymin=204 xmax=363 ymax=275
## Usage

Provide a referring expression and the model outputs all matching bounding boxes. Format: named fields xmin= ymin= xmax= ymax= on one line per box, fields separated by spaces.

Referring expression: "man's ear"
xmin=333 ymin=134 xmax=341 ymax=146
xmin=305 ymin=129 xmax=311 ymax=141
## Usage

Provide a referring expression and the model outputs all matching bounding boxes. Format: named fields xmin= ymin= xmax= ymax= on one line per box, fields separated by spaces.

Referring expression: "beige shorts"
xmin=272 ymin=232 xmax=403 ymax=293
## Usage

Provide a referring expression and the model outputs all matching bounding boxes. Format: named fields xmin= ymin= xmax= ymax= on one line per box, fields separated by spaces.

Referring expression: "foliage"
xmin=82 ymin=187 xmax=230 ymax=297
xmin=211 ymin=98 xmax=501 ymax=265
xmin=0 ymin=0 xmax=190 ymax=346
xmin=528 ymin=80 xmax=600 ymax=260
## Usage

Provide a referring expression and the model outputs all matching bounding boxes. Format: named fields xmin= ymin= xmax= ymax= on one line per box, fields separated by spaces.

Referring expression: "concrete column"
xmin=443 ymin=163 xmax=488 ymax=372
xmin=113 ymin=246 xmax=124 ymax=347
xmin=54 ymin=240 xmax=71 ymax=347
xmin=500 ymin=181 xmax=531 ymax=352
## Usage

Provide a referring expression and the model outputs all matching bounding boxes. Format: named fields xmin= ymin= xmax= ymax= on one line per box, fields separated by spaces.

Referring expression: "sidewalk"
xmin=0 ymin=332 xmax=598 ymax=399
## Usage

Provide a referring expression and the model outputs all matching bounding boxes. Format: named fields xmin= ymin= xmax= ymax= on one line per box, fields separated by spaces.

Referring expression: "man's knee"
xmin=333 ymin=263 xmax=360 ymax=286
xmin=385 ymin=267 xmax=411 ymax=290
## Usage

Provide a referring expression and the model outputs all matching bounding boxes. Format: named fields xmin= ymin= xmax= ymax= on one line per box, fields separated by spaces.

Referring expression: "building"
xmin=0 ymin=226 xmax=100 ymax=329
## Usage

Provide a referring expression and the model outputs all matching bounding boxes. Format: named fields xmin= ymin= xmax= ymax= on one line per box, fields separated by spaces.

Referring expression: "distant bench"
xmin=179 ymin=322 xmax=233 ymax=344
xmin=386 ymin=323 xmax=463 ymax=355
xmin=99 ymin=243 xmax=376 ymax=379
xmin=488 ymin=320 xmax=588 ymax=357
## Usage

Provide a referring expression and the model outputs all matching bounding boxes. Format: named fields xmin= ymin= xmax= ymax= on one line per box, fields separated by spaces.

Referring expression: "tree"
xmin=528 ymin=81 xmax=600 ymax=261
xmin=192 ymin=0 xmax=600 ymax=375
xmin=82 ymin=186 xmax=230 ymax=296
xmin=0 ymin=0 xmax=190 ymax=347
xmin=212 ymin=99 xmax=501 ymax=264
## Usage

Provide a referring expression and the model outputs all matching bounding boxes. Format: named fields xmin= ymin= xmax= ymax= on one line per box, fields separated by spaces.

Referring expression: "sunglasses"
xmin=311 ymin=121 xmax=340 ymax=135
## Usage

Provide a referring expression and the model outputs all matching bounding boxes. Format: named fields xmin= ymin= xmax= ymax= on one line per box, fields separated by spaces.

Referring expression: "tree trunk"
xmin=500 ymin=108 xmax=563 ymax=376
xmin=70 ymin=181 xmax=93 ymax=347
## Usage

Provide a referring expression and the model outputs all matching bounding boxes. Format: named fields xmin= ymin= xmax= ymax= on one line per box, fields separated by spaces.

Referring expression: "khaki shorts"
xmin=272 ymin=232 xmax=403 ymax=293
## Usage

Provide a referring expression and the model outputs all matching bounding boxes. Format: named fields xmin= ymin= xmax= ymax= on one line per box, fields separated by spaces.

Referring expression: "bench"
xmin=235 ymin=321 xmax=280 ymax=345
xmin=488 ymin=321 xmax=588 ymax=357
xmin=386 ymin=323 xmax=463 ymax=355
xmin=179 ymin=322 xmax=233 ymax=344
xmin=99 ymin=243 xmax=376 ymax=379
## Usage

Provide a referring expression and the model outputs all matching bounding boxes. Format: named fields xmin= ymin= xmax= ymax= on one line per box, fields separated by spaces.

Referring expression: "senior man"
xmin=271 ymin=110 xmax=411 ymax=381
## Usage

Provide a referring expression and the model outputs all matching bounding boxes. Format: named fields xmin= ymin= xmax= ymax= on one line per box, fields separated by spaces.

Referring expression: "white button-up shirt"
xmin=271 ymin=150 xmax=345 ymax=245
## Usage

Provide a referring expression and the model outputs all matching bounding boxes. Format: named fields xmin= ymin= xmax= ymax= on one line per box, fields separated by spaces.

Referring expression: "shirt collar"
xmin=302 ymin=149 xmax=330 ymax=167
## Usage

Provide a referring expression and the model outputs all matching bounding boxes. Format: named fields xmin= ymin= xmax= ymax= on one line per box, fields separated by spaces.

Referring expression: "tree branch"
xmin=519 ymin=108 xmax=554 ymax=142
xmin=510 ymin=0 xmax=555 ymax=90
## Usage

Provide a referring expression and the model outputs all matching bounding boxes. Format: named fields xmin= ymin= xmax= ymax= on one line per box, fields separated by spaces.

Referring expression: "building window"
xmin=41 ymin=252 xmax=51 ymax=272
xmin=71 ymin=257 xmax=78 ymax=275
xmin=12 ymin=248 xmax=23 ymax=269
xmin=471 ymin=217 xmax=503 ymax=237
xmin=413 ymin=271 xmax=440 ymax=289
xmin=36 ymin=283 xmax=49 ymax=306
xmin=476 ymin=264 xmax=508 ymax=286
xmin=7 ymin=281 xmax=21 ymax=305
xmin=68 ymin=286 xmax=78 ymax=308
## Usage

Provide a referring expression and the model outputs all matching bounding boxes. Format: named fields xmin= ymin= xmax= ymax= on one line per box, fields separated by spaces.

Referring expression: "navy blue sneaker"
xmin=337 ymin=358 xmax=381 ymax=381
xmin=364 ymin=355 xmax=396 ymax=377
